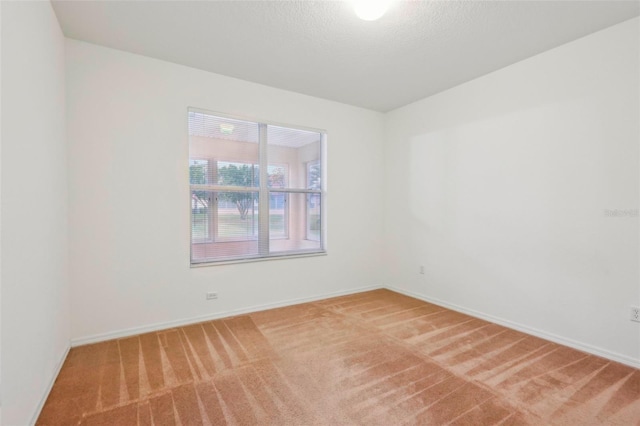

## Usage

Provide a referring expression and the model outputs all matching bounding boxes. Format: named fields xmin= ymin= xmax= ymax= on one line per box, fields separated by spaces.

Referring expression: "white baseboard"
xmin=33 ymin=283 xmax=639 ymax=426
xmin=387 ymin=285 xmax=640 ymax=370
xmin=71 ymin=285 xmax=384 ymax=347
xmin=70 ymin=284 xmax=639 ymax=370
xmin=30 ymin=343 xmax=70 ymax=426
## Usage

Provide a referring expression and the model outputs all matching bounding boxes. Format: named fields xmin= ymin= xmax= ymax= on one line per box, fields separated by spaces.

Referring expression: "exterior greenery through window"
xmin=189 ymin=110 xmax=325 ymax=264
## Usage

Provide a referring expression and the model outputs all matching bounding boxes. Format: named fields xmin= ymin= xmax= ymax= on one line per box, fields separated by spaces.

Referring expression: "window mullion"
xmin=258 ymin=123 xmax=269 ymax=255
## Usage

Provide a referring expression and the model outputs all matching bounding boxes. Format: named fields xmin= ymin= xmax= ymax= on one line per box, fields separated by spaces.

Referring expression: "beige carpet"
xmin=38 ymin=289 xmax=639 ymax=425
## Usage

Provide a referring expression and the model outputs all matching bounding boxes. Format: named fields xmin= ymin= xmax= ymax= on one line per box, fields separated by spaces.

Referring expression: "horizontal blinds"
xmin=189 ymin=112 xmax=260 ymax=261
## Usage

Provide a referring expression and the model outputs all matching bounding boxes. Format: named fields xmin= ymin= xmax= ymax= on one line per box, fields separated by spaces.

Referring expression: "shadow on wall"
xmin=406 ymin=97 xmax=638 ymax=321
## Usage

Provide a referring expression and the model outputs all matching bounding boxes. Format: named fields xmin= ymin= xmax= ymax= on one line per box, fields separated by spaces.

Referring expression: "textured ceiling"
xmin=52 ymin=0 xmax=639 ymax=112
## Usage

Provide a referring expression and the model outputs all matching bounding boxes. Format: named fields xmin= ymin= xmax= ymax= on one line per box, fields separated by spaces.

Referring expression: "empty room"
xmin=1 ymin=0 xmax=639 ymax=425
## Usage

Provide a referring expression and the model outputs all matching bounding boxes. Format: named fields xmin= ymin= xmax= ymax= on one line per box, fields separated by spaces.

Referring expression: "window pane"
xmin=189 ymin=112 xmax=259 ymax=187
xmin=191 ymin=191 xmax=259 ymax=263
xmin=267 ymin=125 xmax=321 ymax=190
xmin=189 ymin=111 xmax=262 ymax=263
xmin=268 ymin=164 xmax=287 ymax=188
xmin=269 ymin=193 xmax=287 ymax=239
xmin=217 ymin=161 xmax=258 ymax=187
xmin=217 ymin=192 xmax=258 ymax=241
xmin=189 ymin=159 xmax=212 ymax=185
xmin=270 ymin=192 xmax=321 ymax=254
xmin=189 ymin=111 xmax=259 ymax=143
xmin=307 ymin=161 xmax=321 ymax=190
xmin=307 ymin=193 xmax=321 ymax=242
xmin=191 ymin=190 xmax=212 ymax=242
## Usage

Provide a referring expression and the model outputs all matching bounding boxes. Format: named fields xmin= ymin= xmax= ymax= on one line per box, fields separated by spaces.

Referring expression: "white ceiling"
xmin=51 ymin=0 xmax=639 ymax=112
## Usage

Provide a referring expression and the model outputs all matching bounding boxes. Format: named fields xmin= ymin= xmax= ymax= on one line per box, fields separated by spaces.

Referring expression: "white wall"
xmin=66 ymin=40 xmax=386 ymax=342
xmin=0 ymin=1 xmax=3 ymax=421
xmin=0 ymin=6 xmax=635 ymax=424
xmin=384 ymin=18 xmax=640 ymax=366
xmin=1 ymin=2 xmax=70 ymax=425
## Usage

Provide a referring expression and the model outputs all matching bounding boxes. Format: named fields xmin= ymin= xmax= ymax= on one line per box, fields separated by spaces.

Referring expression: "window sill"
xmin=190 ymin=250 xmax=327 ymax=267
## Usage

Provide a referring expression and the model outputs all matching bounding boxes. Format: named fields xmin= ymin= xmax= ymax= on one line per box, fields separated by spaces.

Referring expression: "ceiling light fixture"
xmin=219 ymin=123 xmax=235 ymax=134
xmin=352 ymin=0 xmax=393 ymax=21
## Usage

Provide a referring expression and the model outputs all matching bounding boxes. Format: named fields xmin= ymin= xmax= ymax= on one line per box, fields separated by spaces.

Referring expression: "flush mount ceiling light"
xmin=352 ymin=0 xmax=394 ymax=21
xmin=219 ymin=123 xmax=235 ymax=134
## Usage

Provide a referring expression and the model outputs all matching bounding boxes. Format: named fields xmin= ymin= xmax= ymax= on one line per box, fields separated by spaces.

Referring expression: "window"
xmin=189 ymin=109 xmax=325 ymax=264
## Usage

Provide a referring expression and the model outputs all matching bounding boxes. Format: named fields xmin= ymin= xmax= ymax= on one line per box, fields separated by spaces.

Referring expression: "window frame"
xmin=188 ymin=108 xmax=326 ymax=266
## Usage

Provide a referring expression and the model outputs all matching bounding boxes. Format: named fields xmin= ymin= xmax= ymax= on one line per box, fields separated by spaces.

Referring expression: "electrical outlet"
xmin=631 ymin=307 xmax=640 ymax=322
xmin=419 ymin=265 xmax=425 ymax=275
xmin=206 ymin=292 xmax=218 ymax=300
